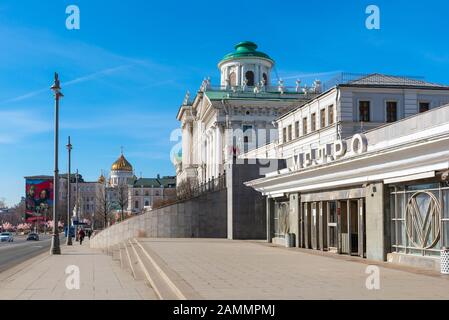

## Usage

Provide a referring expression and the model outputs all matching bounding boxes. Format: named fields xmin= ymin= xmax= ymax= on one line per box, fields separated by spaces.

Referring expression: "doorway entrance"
xmin=338 ymin=199 xmax=365 ymax=257
xmin=302 ymin=199 xmax=366 ymax=258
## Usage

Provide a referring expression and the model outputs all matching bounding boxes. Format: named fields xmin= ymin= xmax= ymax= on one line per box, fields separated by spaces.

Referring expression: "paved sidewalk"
xmin=138 ymin=238 xmax=449 ymax=300
xmin=0 ymin=239 xmax=156 ymax=300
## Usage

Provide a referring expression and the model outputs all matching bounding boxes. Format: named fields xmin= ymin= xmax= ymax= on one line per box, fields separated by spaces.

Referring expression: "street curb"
xmin=0 ymin=251 xmax=49 ymax=283
xmin=134 ymin=238 xmax=203 ymax=300
xmin=0 ymin=240 xmax=69 ymax=282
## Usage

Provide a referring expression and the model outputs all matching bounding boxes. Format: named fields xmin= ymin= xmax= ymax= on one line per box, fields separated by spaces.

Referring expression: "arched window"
xmin=245 ymin=71 xmax=255 ymax=86
xmin=229 ymin=72 xmax=236 ymax=86
xmin=263 ymin=73 xmax=268 ymax=86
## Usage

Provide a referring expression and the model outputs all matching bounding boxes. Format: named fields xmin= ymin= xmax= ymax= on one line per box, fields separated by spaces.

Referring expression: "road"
xmin=0 ymin=234 xmax=63 ymax=272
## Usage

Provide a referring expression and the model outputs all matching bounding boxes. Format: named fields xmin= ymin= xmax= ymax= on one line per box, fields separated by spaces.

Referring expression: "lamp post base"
xmin=66 ymin=236 xmax=73 ymax=246
xmin=50 ymin=234 xmax=61 ymax=255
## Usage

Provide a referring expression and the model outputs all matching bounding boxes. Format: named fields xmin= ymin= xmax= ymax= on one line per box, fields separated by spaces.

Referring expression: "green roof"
xmin=220 ymin=41 xmax=274 ymax=64
xmin=132 ymin=176 xmax=176 ymax=188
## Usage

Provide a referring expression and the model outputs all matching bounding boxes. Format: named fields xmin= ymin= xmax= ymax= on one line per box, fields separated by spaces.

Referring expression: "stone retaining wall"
xmin=91 ymin=189 xmax=227 ymax=249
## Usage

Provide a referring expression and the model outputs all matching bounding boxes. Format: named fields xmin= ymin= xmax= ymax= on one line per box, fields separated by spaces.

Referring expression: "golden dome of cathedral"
xmin=111 ymin=154 xmax=133 ymax=172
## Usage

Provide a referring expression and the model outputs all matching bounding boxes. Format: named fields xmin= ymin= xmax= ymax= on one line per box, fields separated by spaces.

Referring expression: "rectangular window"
xmin=311 ymin=113 xmax=316 ymax=132
xmin=302 ymin=117 xmax=308 ymax=135
xmin=419 ymin=102 xmax=430 ymax=113
xmin=135 ymin=200 xmax=139 ymax=209
xmin=295 ymin=121 xmax=300 ymax=138
xmin=288 ymin=125 xmax=292 ymax=141
xmin=386 ymin=101 xmax=398 ymax=123
xmin=328 ymin=105 xmax=334 ymax=125
xmin=359 ymin=101 xmax=370 ymax=122
xmin=283 ymin=127 xmax=287 ymax=143
xmin=320 ymin=109 xmax=326 ymax=128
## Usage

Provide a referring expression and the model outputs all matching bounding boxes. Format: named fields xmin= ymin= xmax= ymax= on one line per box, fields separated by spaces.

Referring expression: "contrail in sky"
xmin=0 ymin=65 xmax=131 ymax=104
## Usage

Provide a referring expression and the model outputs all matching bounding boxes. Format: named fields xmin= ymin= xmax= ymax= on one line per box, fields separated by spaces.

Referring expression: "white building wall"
xmin=242 ymin=86 xmax=449 ymax=163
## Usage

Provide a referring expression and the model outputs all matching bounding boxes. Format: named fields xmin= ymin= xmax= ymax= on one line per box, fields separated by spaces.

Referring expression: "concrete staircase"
xmin=104 ymin=238 xmax=202 ymax=300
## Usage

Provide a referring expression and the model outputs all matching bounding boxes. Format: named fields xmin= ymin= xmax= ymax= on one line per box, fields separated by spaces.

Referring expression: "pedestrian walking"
xmin=78 ymin=228 xmax=86 ymax=245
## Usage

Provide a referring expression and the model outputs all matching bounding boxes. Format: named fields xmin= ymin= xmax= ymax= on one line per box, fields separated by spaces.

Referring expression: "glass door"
xmin=358 ymin=199 xmax=366 ymax=258
xmin=311 ymin=202 xmax=319 ymax=250
xmin=327 ymin=201 xmax=338 ymax=252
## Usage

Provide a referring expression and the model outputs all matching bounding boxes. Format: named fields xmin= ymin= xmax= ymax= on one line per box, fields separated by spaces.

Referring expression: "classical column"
xmin=206 ymin=133 xmax=210 ymax=180
xmin=215 ymin=124 xmax=223 ymax=176
xmin=182 ymin=122 xmax=192 ymax=169
xmin=235 ymin=64 xmax=239 ymax=87
xmin=210 ymin=131 xmax=214 ymax=178
xmin=255 ymin=64 xmax=260 ymax=85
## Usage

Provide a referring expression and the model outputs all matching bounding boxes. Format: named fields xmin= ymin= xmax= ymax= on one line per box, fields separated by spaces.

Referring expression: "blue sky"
xmin=1 ymin=0 xmax=449 ymax=206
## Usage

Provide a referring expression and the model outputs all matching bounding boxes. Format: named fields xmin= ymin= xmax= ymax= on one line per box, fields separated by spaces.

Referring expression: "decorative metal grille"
xmin=405 ymin=191 xmax=441 ymax=249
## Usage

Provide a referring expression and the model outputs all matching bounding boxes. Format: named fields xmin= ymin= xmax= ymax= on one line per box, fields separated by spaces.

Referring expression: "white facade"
xmin=246 ymin=104 xmax=449 ymax=196
xmin=176 ymin=41 xmax=319 ymax=184
xmin=127 ymin=176 xmax=177 ymax=214
xmin=242 ymin=75 xmax=449 ymax=162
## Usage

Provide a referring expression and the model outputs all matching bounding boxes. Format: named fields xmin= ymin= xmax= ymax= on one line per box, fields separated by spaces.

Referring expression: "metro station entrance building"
xmin=248 ymin=105 xmax=449 ymax=270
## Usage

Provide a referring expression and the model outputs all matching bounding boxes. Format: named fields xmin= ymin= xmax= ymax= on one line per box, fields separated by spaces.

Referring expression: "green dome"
xmin=220 ymin=41 xmax=274 ymax=64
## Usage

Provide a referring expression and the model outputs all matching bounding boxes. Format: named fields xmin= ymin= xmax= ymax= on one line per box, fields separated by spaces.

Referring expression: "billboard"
xmin=25 ymin=178 xmax=53 ymax=223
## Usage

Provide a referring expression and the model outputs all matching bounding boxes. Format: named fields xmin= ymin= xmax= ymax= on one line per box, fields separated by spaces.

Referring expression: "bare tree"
xmin=1 ymin=201 xmax=25 ymax=226
xmin=152 ymin=198 xmax=178 ymax=210
xmin=176 ymin=177 xmax=199 ymax=200
xmin=96 ymin=186 xmax=113 ymax=229
xmin=116 ymin=184 xmax=128 ymax=222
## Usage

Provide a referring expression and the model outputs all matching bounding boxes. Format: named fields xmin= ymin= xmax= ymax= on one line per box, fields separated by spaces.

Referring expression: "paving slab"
xmin=0 ymin=240 xmax=157 ymax=300
xmin=137 ymin=238 xmax=449 ymax=300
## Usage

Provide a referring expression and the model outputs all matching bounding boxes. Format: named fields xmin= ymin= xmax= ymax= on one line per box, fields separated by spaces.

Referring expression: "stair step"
xmin=120 ymin=243 xmax=132 ymax=274
xmin=112 ymin=245 xmax=121 ymax=261
xmin=129 ymin=239 xmax=181 ymax=300
xmin=126 ymin=240 xmax=146 ymax=281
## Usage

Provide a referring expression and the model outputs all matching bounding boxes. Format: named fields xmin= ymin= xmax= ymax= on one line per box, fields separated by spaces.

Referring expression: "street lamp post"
xmin=50 ymin=73 xmax=63 ymax=255
xmin=75 ymin=169 xmax=79 ymax=241
xmin=66 ymin=136 xmax=73 ymax=246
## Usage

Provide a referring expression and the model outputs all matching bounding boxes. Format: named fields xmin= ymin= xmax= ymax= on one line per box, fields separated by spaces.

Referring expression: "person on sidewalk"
xmin=78 ymin=229 xmax=86 ymax=245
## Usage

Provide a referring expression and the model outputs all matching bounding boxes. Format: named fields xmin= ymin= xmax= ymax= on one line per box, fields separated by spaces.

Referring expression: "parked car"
xmin=26 ymin=233 xmax=40 ymax=241
xmin=0 ymin=232 xmax=14 ymax=242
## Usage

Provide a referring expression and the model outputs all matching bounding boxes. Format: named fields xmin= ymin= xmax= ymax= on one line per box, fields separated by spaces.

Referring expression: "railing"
xmin=178 ymin=172 xmax=227 ymax=201
xmin=206 ymin=84 xmax=321 ymax=95
xmin=193 ymin=172 xmax=227 ymax=197
xmin=182 ymin=72 xmax=428 ymax=106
